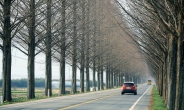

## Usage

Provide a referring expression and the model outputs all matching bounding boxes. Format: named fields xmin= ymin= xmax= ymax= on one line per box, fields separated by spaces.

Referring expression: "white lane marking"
xmin=129 ymin=86 xmax=151 ymax=110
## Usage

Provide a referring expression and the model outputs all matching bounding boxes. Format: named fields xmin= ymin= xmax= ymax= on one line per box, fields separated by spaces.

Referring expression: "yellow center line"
xmin=59 ymin=93 xmax=118 ymax=110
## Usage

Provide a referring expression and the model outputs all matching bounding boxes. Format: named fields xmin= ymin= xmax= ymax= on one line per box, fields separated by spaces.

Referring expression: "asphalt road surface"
xmin=0 ymin=84 xmax=152 ymax=110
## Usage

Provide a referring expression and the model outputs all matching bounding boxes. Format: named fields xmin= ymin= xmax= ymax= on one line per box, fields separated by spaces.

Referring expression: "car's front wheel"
xmin=134 ymin=91 xmax=137 ymax=95
xmin=121 ymin=92 xmax=124 ymax=95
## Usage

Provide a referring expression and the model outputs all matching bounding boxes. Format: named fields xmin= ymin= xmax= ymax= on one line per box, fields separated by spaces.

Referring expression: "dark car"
xmin=121 ymin=82 xmax=137 ymax=95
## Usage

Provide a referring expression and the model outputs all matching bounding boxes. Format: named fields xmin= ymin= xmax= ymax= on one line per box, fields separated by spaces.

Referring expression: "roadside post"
xmin=48 ymin=89 xmax=50 ymax=97
xmin=0 ymin=96 xmax=3 ymax=104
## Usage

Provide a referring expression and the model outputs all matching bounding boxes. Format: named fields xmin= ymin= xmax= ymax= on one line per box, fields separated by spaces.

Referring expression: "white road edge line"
xmin=129 ymin=86 xmax=151 ymax=110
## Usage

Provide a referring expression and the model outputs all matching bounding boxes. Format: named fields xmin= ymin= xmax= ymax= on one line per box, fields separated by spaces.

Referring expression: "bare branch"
xmin=0 ymin=1 xmax=3 ymax=7
xmin=0 ymin=44 xmax=3 ymax=52
xmin=12 ymin=44 xmax=28 ymax=55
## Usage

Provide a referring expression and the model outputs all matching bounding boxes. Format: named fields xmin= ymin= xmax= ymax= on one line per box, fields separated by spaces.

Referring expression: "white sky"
xmin=0 ymin=48 xmax=102 ymax=81
xmin=0 ymin=48 xmax=77 ymax=80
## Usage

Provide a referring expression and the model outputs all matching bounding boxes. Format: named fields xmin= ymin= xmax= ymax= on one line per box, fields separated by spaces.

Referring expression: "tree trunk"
xmin=92 ymin=64 xmax=96 ymax=91
xmin=59 ymin=0 xmax=66 ymax=95
xmin=174 ymin=1 xmax=183 ymax=109
xmin=92 ymin=0 xmax=97 ymax=92
xmin=100 ymin=62 xmax=104 ymax=90
xmin=45 ymin=0 xmax=52 ymax=97
xmin=92 ymin=55 xmax=96 ymax=91
xmin=125 ymin=74 xmax=128 ymax=82
xmin=121 ymin=74 xmax=123 ymax=85
xmin=175 ymin=36 xmax=184 ymax=110
xmin=71 ymin=0 xmax=77 ymax=94
xmin=166 ymin=40 xmax=171 ymax=108
xmin=160 ymin=64 xmax=163 ymax=96
xmin=113 ymin=73 xmax=115 ymax=87
xmin=111 ymin=70 xmax=113 ymax=88
xmin=116 ymin=74 xmax=118 ymax=87
xmin=2 ymin=0 xmax=12 ymax=102
xmin=27 ymin=0 xmax=35 ymax=99
xmin=106 ymin=66 xmax=109 ymax=89
xmin=169 ymin=37 xmax=177 ymax=110
xmin=85 ymin=43 xmax=90 ymax=92
xmin=163 ymin=56 xmax=167 ymax=103
xmin=119 ymin=74 xmax=121 ymax=86
xmin=109 ymin=68 xmax=111 ymax=88
xmin=117 ymin=74 xmax=119 ymax=87
xmin=97 ymin=60 xmax=100 ymax=90
xmin=80 ymin=49 xmax=85 ymax=93
xmin=97 ymin=73 xmax=100 ymax=91
xmin=92 ymin=42 xmax=96 ymax=91
xmin=80 ymin=0 xmax=85 ymax=93
xmin=85 ymin=0 xmax=90 ymax=92
xmin=128 ymin=74 xmax=131 ymax=82
xmin=179 ymin=40 xmax=184 ymax=110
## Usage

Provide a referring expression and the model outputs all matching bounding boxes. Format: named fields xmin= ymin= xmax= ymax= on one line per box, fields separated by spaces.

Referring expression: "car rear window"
xmin=124 ymin=83 xmax=134 ymax=86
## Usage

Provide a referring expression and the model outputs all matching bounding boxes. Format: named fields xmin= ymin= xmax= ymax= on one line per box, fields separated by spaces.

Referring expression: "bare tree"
xmin=71 ymin=0 xmax=77 ymax=94
xmin=45 ymin=0 xmax=52 ymax=97
xmin=12 ymin=0 xmax=48 ymax=99
xmin=80 ymin=0 xmax=85 ymax=93
xmin=27 ymin=0 xmax=36 ymax=99
xmin=1 ymin=0 xmax=12 ymax=102
xmin=57 ymin=0 xmax=67 ymax=95
xmin=85 ymin=0 xmax=90 ymax=92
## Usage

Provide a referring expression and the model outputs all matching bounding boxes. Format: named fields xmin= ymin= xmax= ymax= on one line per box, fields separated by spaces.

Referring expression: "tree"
xmin=1 ymin=0 xmax=12 ymax=101
xmin=80 ymin=0 xmax=85 ymax=93
xmin=59 ymin=0 xmax=67 ymax=95
xmin=45 ymin=0 xmax=52 ymax=96
xmin=85 ymin=0 xmax=90 ymax=92
xmin=92 ymin=0 xmax=97 ymax=91
xmin=71 ymin=0 xmax=77 ymax=94
xmin=27 ymin=0 xmax=36 ymax=99
xmin=13 ymin=0 xmax=47 ymax=99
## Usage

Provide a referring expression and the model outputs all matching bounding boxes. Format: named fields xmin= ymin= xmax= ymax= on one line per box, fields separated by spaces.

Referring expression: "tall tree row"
xmin=115 ymin=0 xmax=184 ymax=109
xmin=1 ymin=0 xmax=146 ymax=102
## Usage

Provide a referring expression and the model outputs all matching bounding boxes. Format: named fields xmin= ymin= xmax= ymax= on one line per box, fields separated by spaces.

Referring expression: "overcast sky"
xmin=0 ymin=48 xmax=77 ymax=80
xmin=0 ymin=48 xmax=101 ymax=81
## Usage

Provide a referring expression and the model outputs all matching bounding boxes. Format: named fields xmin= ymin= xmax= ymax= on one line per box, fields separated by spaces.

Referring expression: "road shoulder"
xmin=131 ymin=85 xmax=153 ymax=110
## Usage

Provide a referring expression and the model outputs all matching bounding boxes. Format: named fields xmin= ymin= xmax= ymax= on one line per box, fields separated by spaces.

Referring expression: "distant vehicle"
xmin=121 ymin=82 xmax=137 ymax=95
xmin=147 ymin=80 xmax=152 ymax=85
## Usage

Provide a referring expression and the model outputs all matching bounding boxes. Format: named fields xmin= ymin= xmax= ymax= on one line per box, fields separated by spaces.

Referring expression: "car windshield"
xmin=124 ymin=83 xmax=134 ymax=86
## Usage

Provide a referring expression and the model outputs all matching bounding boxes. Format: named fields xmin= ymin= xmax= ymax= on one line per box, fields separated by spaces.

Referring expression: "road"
xmin=0 ymin=84 xmax=152 ymax=110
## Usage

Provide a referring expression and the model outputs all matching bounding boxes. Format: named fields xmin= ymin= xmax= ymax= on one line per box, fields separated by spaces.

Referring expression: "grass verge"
xmin=150 ymin=85 xmax=168 ymax=110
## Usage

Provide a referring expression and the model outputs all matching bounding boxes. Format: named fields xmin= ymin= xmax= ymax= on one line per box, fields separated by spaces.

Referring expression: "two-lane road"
xmin=0 ymin=84 xmax=152 ymax=110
